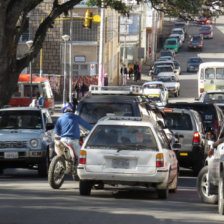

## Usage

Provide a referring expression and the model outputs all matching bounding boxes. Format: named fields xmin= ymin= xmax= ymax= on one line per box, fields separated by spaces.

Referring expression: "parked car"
xmin=173 ymin=22 xmax=187 ymax=35
xmin=153 ymin=60 xmax=176 ymax=75
xmin=142 ymin=81 xmax=169 ymax=107
xmin=0 ymin=107 xmax=55 ymax=176
xmin=163 ymin=107 xmax=206 ymax=175
xmin=166 ymin=102 xmax=224 ymax=139
xmin=197 ymin=121 xmax=224 ymax=215
xmin=188 ymin=34 xmax=204 ymax=51
xmin=157 ymin=56 xmax=174 ymax=61
xmin=187 ymin=57 xmax=203 ymax=72
xmin=199 ymin=25 xmax=213 ymax=39
xmin=171 ymin=28 xmax=185 ymax=42
xmin=78 ymin=116 xmax=179 ymax=199
xmin=163 ymin=38 xmax=179 ymax=53
xmin=150 ymin=65 xmax=174 ymax=80
xmin=156 ymin=73 xmax=180 ymax=97
xmin=169 ymin=33 xmax=183 ymax=47
xmin=173 ymin=60 xmax=182 ymax=75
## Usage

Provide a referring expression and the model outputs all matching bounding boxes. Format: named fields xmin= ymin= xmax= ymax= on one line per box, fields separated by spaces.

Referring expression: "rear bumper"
xmin=77 ymin=167 xmax=169 ymax=185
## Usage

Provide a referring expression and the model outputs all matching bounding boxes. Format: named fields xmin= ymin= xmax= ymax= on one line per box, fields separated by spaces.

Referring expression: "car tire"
xmin=218 ymin=174 xmax=224 ymax=215
xmin=38 ymin=152 xmax=49 ymax=177
xmin=79 ymin=180 xmax=92 ymax=196
xmin=157 ymin=186 xmax=168 ymax=199
xmin=197 ymin=166 xmax=218 ymax=204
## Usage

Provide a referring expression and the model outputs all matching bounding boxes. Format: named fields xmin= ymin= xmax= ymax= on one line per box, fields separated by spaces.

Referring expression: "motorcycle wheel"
xmin=48 ymin=155 xmax=66 ymax=189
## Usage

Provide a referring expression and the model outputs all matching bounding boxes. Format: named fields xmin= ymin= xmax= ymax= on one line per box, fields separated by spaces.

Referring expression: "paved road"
xmin=1 ymin=16 xmax=224 ymax=224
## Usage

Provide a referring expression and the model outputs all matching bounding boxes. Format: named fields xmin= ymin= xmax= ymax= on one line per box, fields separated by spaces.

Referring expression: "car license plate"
xmin=4 ymin=152 xmax=18 ymax=159
xmin=112 ymin=159 xmax=129 ymax=169
xmin=180 ymin=152 xmax=188 ymax=156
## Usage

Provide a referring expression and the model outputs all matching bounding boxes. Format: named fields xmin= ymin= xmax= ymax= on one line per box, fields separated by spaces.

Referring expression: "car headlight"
xmin=30 ymin=139 xmax=38 ymax=148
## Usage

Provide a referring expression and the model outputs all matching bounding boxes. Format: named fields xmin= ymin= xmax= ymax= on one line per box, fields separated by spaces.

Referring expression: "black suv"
xmin=166 ymin=102 xmax=224 ymax=139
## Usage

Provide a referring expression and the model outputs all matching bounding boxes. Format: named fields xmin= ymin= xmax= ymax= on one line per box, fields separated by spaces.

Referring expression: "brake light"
xmin=79 ymin=150 xmax=87 ymax=164
xmin=156 ymin=153 xmax=164 ymax=167
xmin=214 ymin=120 xmax=219 ymax=136
xmin=193 ymin=132 xmax=200 ymax=144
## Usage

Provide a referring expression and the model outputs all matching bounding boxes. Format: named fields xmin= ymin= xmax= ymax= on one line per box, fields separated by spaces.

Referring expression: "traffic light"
xmin=83 ymin=10 xmax=92 ymax=29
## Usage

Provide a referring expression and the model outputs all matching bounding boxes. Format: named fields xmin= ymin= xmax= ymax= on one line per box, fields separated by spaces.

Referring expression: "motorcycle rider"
xmin=54 ymin=102 xmax=92 ymax=164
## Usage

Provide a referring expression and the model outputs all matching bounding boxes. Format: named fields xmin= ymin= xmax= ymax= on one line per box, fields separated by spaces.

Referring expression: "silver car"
xmin=78 ymin=116 xmax=179 ymax=199
xmin=0 ymin=107 xmax=54 ymax=177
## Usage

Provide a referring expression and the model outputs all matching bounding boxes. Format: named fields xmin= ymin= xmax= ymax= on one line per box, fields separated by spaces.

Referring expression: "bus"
xmin=198 ymin=62 xmax=224 ymax=97
xmin=8 ymin=74 xmax=55 ymax=113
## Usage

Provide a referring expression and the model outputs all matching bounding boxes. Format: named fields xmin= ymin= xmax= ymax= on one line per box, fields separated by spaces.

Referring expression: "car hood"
xmin=0 ymin=129 xmax=43 ymax=141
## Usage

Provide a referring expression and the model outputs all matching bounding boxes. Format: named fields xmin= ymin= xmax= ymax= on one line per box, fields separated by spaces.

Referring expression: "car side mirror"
xmin=46 ymin=123 xmax=54 ymax=130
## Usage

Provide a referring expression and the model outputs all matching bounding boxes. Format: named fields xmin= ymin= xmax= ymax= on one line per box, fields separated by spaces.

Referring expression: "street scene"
xmin=1 ymin=1 xmax=224 ymax=224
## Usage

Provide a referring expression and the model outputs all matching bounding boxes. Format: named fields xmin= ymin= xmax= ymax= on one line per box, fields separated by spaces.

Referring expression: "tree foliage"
xmin=0 ymin=0 xmax=223 ymax=107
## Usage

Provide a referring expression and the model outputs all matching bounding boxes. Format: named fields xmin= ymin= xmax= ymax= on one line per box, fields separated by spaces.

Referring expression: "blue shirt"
xmin=54 ymin=112 xmax=92 ymax=139
xmin=38 ymin=97 xmax=45 ymax=106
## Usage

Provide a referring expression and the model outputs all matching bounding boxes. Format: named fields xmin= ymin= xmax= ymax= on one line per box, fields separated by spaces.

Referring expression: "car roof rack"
xmin=89 ymin=85 xmax=143 ymax=95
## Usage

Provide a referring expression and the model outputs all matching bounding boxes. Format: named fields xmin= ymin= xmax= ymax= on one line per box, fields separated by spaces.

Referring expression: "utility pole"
xmin=69 ymin=9 xmax=73 ymax=103
xmin=98 ymin=1 xmax=105 ymax=87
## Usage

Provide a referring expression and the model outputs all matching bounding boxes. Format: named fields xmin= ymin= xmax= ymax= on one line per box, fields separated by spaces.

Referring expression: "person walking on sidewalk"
xmin=121 ymin=64 xmax=128 ymax=85
xmin=134 ymin=62 xmax=139 ymax=82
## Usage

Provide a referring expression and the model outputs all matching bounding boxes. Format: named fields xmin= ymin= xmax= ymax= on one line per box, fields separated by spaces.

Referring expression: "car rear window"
xmin=79 ymin=103 xmax=134 ymax=124
xmin=86 ymin=125 xmax=158 ymax=150
xmin=164 ymin=113 xmax=193 ymax=130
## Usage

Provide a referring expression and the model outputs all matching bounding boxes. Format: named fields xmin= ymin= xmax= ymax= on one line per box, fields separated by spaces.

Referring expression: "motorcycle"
xmin=48 ymin=130 xmax=89 ymax=189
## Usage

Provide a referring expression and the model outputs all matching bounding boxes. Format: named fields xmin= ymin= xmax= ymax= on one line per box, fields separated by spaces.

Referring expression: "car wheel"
xmin=157 ymin=186 xmax=168 ymax=199
xmin=197 ymin=166 xmax=218 ymax=204
xmin=218 ymin=175 xmax=224 ymax=215
xmin=38 ymin=152 xmax=49 ymax=177
xmin=79 ymin=180 xmax=93 ymax=196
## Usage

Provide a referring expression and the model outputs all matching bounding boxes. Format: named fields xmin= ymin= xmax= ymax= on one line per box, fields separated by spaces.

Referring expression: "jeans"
xmin=61 ymin=137 xmax=81 ymax=163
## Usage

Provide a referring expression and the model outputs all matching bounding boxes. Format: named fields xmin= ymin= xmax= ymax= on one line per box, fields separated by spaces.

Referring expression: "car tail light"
xmin=79 ymin=150 xmax=87 ymax=164
xmin=214 ymin=120 xmax=219 ymax=136
xmin=156 ymin=153 xmax=164 ymax=167
xmin=193 ymin=132 xmax=200 ymax=144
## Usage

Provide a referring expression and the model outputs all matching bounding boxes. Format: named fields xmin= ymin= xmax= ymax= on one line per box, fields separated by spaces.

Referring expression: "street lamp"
xmin=62 ymin=34 xmax=70 ymax=105
xmin=26 ymin=40 xmax=33 ymax=103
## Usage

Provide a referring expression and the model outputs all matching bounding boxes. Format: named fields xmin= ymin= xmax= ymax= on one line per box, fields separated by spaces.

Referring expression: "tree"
xmin=0 ymin=0 xmax=222 ymax=107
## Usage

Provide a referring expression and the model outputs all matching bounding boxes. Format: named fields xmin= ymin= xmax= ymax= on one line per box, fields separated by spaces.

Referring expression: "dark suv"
xmin=163 ymin=107 xmax=205 ymax=176
xmin=166 ymin=102 xmax=224 ymax=139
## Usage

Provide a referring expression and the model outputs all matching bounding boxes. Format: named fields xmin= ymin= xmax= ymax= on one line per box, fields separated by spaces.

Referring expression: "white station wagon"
xmin=78 ymin=116 xmax=179 ymax=199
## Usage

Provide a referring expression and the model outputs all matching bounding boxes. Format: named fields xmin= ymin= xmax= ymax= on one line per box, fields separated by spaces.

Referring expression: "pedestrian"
xmin=120 ymin=64 xmax=128 ymax=85
xmin=74 ymin=82 xmax=81 ymax=100
xmin=128 ymin=63 xmax=134 ymax=79
xmin=134 ymin=62 xmax=139 ymax=82
xmin=138 ymin=63 xmax=142 ymax=81
xmin=38 ymin=93 xmax=45 ymax=108
xmin=29 ymin=95 xmax=39 ymax=107
xmin=104 ymin=73 xmax=108 ymax=86
xmin=80 ymin=82 xmax=89 ymax=97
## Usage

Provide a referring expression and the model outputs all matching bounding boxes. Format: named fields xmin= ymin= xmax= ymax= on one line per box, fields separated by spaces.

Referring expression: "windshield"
xmin=216 ymin=68 xmax=224 ymax=79
xmin=166 ymin=40 xmax=177 ymax=45
xmin=79 ymin=103 xmax=134 ymax=124
xmin=172 ymin=30 xmax=183 ymax=35
xmin=0 ymin=111 xmax=42 ymax=129
xmin=200 ymin=26 xmax=211 ymax=31
xmin=189 ymin=58 xmax=201 ymax=63
xmin=86 ymin=125 xmax=158 ymax=150
xmin=192 ymin=36 xmax=201 ymax=41
xmin=158 ymin=76 xmax=176 ymax=82
xmin=155 ymin=66 xmax=173 ymax=74
xmin=160 ymin=52 xmax=172 ymax=57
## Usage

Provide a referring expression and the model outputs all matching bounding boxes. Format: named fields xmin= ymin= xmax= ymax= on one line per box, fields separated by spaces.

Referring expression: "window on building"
xmin=63 ymin=19 xmax=97 ymax=41
xmin=73 ymin=64 xmax=89 ymax=76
